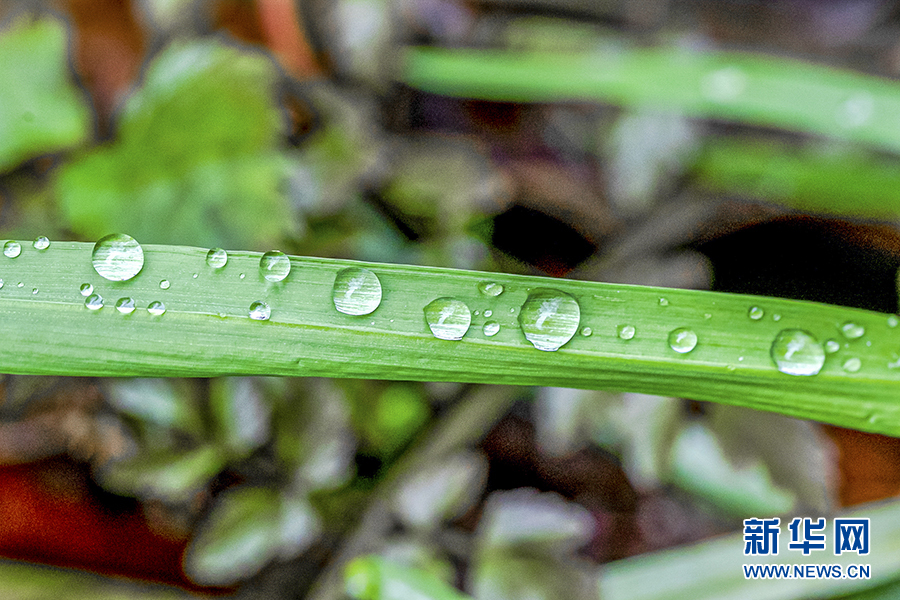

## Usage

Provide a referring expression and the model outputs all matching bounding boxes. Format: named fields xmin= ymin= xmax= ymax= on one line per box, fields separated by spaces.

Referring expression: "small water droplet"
xmin=668 ymin=328 xmax=697 ymax=353
xmin=842 ymin=357 xmax=862 ymax=373
xmin=748 ymin=306 xmax=764 ymax=320
xmin=704 ymin=313 xmax=712 ymax=320
xmin=841 ymin=322 xmax=865 ymax=340
xmin=726 ymin=365 xmax=736 ymax=371
xmin=16 ymin=282 xmax=23 ymax=288
xmin=31 ymin=288 xmax=37 ymax=295
xmin=206 ymin=248 xmax=228 ymax=269
xmin=260 ymin=251 xmax=290 ymax=282
xmin=239 ymin=273 xmax=246 ymax=280
xmin=115 ymin=297 xmax=136 ymax=315
xmin=79 ymin=283 xmax=93 ymax=296
xmin=518 ymin=289 xmax=580 ymax=352
xmin=617 ymin=324 xmax=636 ymax=340
xmin=770 ymin=329 xmax=825 ymax=376
xmin=249 ymin=301 xmax=271 ymax=321
xmin=738 ymin=356 xmax=744 ymax=361
xmin=658 ymin=297 xmax=669 ymax=307
xmin=484 ymin=310 xmax=493 ymax=318
xmin=866 ymin=340 xmax=872 ymax=347
xmin=147 ymin=301 xmax=166 ymax=316
xmin=424 ymin=298 xmax=471 ymax=340
xmin=478 ymin=281 xmax=504 ymax=297
xmin=581 ymin=326 xmax=593 ymax=337
xmin=483 ymin=321 xmax=500 ymax=337
xmin=85 ymin=294 xmax=103 ymax=311
xmin=0 ymin=279 xmax=4 ymax=289
xmin=825 ymin=339 xmax=840 ymax=354
xmin=3 ymin=241 xmax=21 ymax=258
xmin=772 ymin=314 xmax=781 ymax=322
xmin=889 ymin=315 xmax=899 ymax=328
xmin=509 ymin=307 xmax=516 ymax=314
xmin=159 ymin=279 xmax=170 ymax=290
xmin=473 ymin=310 xmax=480 ymax=317
xmin=192 ymin=273 xmax=198 ymax=279
xmin=92 ymin=234 xmax=144 ymax=281
xmin=32 ymin=236 xmax=49 ymax=250
xmin=332 ymin=267 xmax=382 ymax=316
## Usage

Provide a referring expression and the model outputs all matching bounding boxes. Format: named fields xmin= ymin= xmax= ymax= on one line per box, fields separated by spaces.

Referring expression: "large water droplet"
xmin=33 ymin=236 xmax=49 ymax=250
xmin=160 ymin=279 xmax=170 ymax=290
xmin=668 ymin=328 xmax=697 ymax=353
xmin=249 ymin=301 xmax=271 ymax=321
xmin=3 ymin=241 xmax=21 ymax=258
xmin=79 ymin=283 xmax=93 ymax=297
xmin=483 ymin=321 xmax=500 ymax=337
xmin=842 ymin=357 xmax=862 ymax=373
xmin=115 ymin=297 xmax=136 ymax=314
xmin=424 ymin=298 xmax=471 ymax=341
xmin=770 ymin=329 xmax=825 ymax=376
xmin=92 ymin=234 xmax=144 ymax=281
xmin=332 ymin=267 xmax=382 ymax=316
xmin=260 ymin=251 xmax=290 ymax=282
xmin=206 ymin=248 xmax=228 ymax=269
xmin=841 ymin=322 xmax=865 ymax=340
xmin=85 ymin=294 xmax=103 ymax=311
xmin=478 ymin=281 xmax=504 ymax=297
xmin=825 ymin=339 xmax=840 ymax=354
xmin=617 ymin=324 xmax=636 ymax=340
xmin=748 ymin=306 xmax=764 ymax=320
xmin=147 ymin=301 xmax=166 ymax=316
xmin=518 ymin=289 xmax=580 ymax=352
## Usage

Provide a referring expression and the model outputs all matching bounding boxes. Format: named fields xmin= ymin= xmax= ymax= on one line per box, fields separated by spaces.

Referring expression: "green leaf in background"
xmin=56 ymin=39 xmax=295 ymax=248
xmin=98 ymin=445 xmax=226 ymax=503
xmin=185 ymin=486 xmax=321 ymax=585
xmin=209 ymin=377 xmax=272 ymax=459
xmin=344 ymin=555 xmax=472 ymax=600
xmin=104 ymin=378 xmax=204 ymax=435
xmin=0 ymin=15 xmax=91 ymax=172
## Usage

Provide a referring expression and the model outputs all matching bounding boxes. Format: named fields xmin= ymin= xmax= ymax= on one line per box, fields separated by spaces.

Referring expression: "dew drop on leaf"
xmin=518 ymin=289 xmax=580 ymax=352
xmin=159 ymin=279 xmax=170 ymax=290
xmin=79 ymin=283 xmax=93 ymax=296
xmin=478 ymin=281 xmax=504 ymax=297
xmin=617 ymin=324 xmax=635 ymax=340
xmin=842 ymin=357 xmax=862 ymax=373
xmin=147 ymin=300 xmax=166 ymax=316
xmin=92 ymin=234 xmax=144 ymax=281
xmin=249 ymin=300 xmax=271 ymax=321
xmin=658 ymin=297 xmax=669 ymax=307
xmin=748 ymin=306 xmax=764 ymax=320
xmin=888 ymin=315 xmax=898 ymax=328
xmin=206 ymin=248 xmax=228 ymax=269
xmin=484 ymin=310 xmax=492 ymax=318
xmin=33 ymin=236 xmax=49 ymax=250
xmin=85 ymin=294 xmax=103 ymax=311
xmin=483 ymin=321 xmax=500 ymax=337
xmin=31 ymin=288 xmax=37 ymax=295
xmin=424 ymin=298 xmax=471 ymax=340
xmin=824 ymin=339 xmax=840 ymax=354
xmin=3 ymin=241 xmax=21 ymax=258
xmin=581 ymin=326 xmax=592 ymax=337
xmin=115 ymin=297 xmax=136 ymax=314
xmin=770 ymin=329 xmax=825 ymax=376
xmin=332 ymin=267 xmax=382 ymax=316
xmin=668 ymin=328 xmax=697 ymax=353
xmin=259 ymin=251 xmax=290 ymax=282
xmin=841 ymin=322 xmax=865 ymax=340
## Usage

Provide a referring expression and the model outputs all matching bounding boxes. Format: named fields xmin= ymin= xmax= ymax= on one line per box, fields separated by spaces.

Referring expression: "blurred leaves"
xmin=105 ymin=379 xmax=203 ymax=435
xmin=345 ymin=555 xmax=472 ymax=600
xmin=0 ymin=15 xmax=91 ymax=173
xmin=99 ymin=445 xmax=226 ymax=503
xmin=56 ymin=39 xmax=295 ymax=248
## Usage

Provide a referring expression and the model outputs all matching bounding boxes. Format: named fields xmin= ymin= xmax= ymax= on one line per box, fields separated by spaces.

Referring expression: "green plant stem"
xmin=2 ymin=241 xmax=900 ymax=435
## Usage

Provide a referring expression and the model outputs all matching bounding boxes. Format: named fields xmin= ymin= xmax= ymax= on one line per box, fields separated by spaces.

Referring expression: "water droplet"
xmin=206 ymin=248 xmax=227 ymax=269
xmin=726 ymin=365 xmax=736 ymax=371
xmin=483 ymin=321 xmax=500 ymax=337
xmin=3 ymin=241 xmax=21 ymax=258
xmin=159 ymin=279 xmax=170 ymax=290
xmin=509 ymin=308 xmax=516 ymax=314
xmin=333 ymin=268 xmax=381 ymax=315
xmin=473 ymin=310 xmax=479 ymax=316
xmin=192 ymin=273 xmax=198 ymax=279
xmin=770 ymin=329 xmax=825 ymax=376
xmin=0 ymin=279 xmax=4 ymax=289
xmin=32 ymin=236 xmax=49 ymax=250
xmin=825 ymin=339 xmax=841 ymax=354
xmin=518 ymin=289 xmax=580 ymax=352
xmin=424 ymin=298 xmax=471 ymax=340
xmin=668 ymin=328 xmax=697 ymax=353
xmin=889 ymin=315 xmax=899 ymax=328
xmin=704 ymin=313 xmax=712 ymax=320
xmin=748 ymin=306 xmax=764 ymax=320
xmin=841 ymin=322 xmax=865 ymax=340
xmin=249 ymin=301 xmax=271 ymax=321
xmin=85 ymin=294 xmax=103 ymax=311
xmin=842 ymin=357 xmax=862 ymax=373
xmin=260 ymin=251 xmax=290 ymax=282
xmin=147 ymin=301 xmax=166 ymax=316
xmin=16 ymin=282 xmax=22 ymax=288
xmin=617 ymin=324 xmax=636 ymax=340
xmin=772 ymin=314 xmax=781 ymax=322
xmin=239 ymin=273 xmax=246 ymax=280
xmin=658 ymin=297 xmax=669 ymax=307
xmin=478 ymin=281 xmax=504 ymax=297
xmin=738 ymin=356 xmax=744 ymax=362
xmin=92 ymin=234 xmax=144 ymax=281
xmin=581 ymin=326 xmax=593 ymax=337
xmin=484 ymin=309 xmax=493 ymax=318
xmin=79 ymin=283 xmax=93 ymax=296
xmin=115 ymin=297 xmax=136 ymax=315
xmin=31 ymin=288 xmax=37 ymax=295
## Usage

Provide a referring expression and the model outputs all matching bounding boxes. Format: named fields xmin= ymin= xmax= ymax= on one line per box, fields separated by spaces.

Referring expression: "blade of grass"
xmin=400 ymin=46 xmax=900 ymax=155
xmin=598 ymin=499 xmax=900 ymax=600
xmin=2 ymin=241 xmax=900 ymax=435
